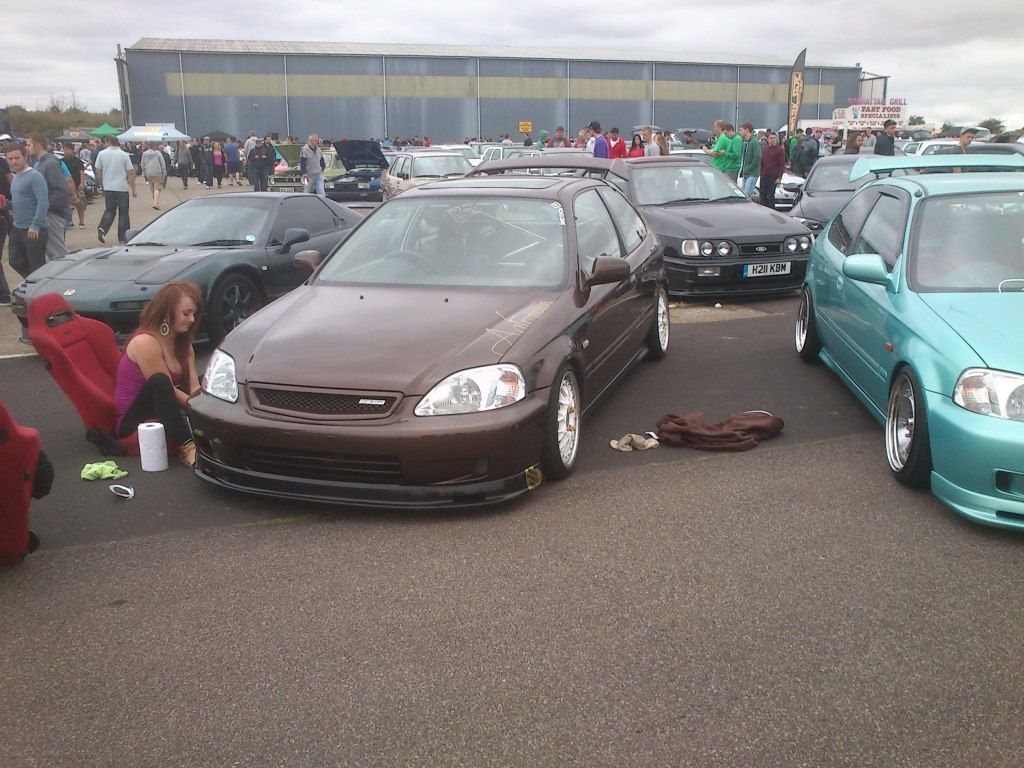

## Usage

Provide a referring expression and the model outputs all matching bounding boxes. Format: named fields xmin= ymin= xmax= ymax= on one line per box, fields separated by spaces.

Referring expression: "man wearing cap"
xmin=938 ymin=127 xmax=978 ymax=155
xmin=875 ymin=120 xmax=898 ymax=156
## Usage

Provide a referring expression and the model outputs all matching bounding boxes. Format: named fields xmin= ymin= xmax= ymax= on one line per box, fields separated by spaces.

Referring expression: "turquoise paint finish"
xmin=802 ymin=166 xmax=1024 ymax=529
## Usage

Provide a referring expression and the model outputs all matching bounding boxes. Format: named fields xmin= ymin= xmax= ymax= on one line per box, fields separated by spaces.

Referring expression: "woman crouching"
xmin=113 ymin=281 xmax=202 ymax=467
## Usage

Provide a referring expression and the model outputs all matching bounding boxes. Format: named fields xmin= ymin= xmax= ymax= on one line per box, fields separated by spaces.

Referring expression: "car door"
xmin=383 ymin=156 xmax=405 ymax=197
xmin=815 ymin=189 xmax=878 ymax=358
xmin=572 ymin=188 xmax=629 ymax=401
xmin=835 ymin=188 xmax=910 ymax=407
xmin=266 ymin=197 xmax=351 ymax=296
xmin=598 ymin=186 xmax=656 ymax=345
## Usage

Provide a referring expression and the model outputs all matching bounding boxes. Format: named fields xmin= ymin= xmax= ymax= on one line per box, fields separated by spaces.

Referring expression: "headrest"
xmin=27 ymin=293 xmax=86 ymax=348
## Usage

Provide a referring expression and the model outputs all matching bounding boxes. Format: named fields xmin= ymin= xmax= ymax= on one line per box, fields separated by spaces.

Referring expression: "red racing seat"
xmin=0 ymin=398 xmax=40 ymax=565
xmin=27 ymin=293 xmax=140 ymax=455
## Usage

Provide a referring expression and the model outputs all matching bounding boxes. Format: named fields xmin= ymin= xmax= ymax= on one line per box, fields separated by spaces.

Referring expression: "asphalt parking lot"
xmin=3 ymin=291 xmax=1024 ymax=766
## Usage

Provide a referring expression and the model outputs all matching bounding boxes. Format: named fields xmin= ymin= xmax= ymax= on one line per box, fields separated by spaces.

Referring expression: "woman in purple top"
xmin=113 ymin=281 xmax=202 ymax=467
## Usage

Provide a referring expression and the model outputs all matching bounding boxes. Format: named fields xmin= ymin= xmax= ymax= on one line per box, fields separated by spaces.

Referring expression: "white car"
xmin=429 ymin=144 xmax=482 ymax=166
xmin=907 ymin=139 xmax=959 ymax=156
xmin=753 ymin=171 xmax=805 ymax=209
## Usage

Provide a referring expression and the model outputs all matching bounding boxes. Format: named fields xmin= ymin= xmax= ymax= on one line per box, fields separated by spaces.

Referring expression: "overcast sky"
xmin=6 ymin=0 xmax=1024 ymax=130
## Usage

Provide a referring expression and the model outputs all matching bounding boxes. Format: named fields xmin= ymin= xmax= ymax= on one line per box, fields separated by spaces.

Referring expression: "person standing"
xmin=844 ymin=131 xmax=864 ymax=155
xmin=94 ymin=136 xmax=137 ymax=243
xmin=861 ymin=129 xmax=877 ymax=150
xmin=642 ymin=126 xmax=660 ymax=157
xmin=200 ymin=138 xmax=214 ymax=188
xmin=738 ymin=122 xmax=762 ymax=199
xmin=546 ymin=126 xmax=573 ymax=148
xmin=937 ymin=126 xmax=978 ymax=156
xmin=62 ymin=143 xmax=88 ymax=228
xmin=242 ymin=131 xmax=258 ymax=186
xmin=300 ymin=134 xmax=326 ymax=197
xmin=759 ymin=131 xmax=786 ymax=209
xmin=26 ymin=133 xmax=70 ymax=259
xmin=703 ymin=123 xmax=732 ymax=172
xmin=0 ymin=151 xmax=13 ymax=304
xmin=628 ymin=134 xmax=645 ymax=158
xmin=874 ymin=120 xmax=898 ymax=156
xmin=4 ymin=141 xmax=49 ymax=279
xmin=801 ymin=131 xmax=820 ymax=176
xmin=248 ymin=136 xmax=275 ymax=192
xmin=607 ymin=127 xmax=628 ymax=159
xmin=589 ymin=121 xmax=610 ymax=159
xmin=211 ymin=142 xmax=226 ymax=188
xmin=655 ymin=131 xmax=670 ymax=157
xmin=175 ymin=140 xmax=192 ymax=188
xmin=223 ymin=137 xmax=242 ymax=185
xmin=141 ymin=142 xmax=167 ymax=209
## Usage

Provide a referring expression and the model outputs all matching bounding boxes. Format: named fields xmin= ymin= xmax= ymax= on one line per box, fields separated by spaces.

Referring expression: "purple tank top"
xmin=113 ymin=333 xmax=186 ymax=431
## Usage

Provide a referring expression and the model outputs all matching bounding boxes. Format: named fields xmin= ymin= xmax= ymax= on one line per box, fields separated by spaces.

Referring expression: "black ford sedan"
xmin=11 ymin=193 xmax=360 ymax=343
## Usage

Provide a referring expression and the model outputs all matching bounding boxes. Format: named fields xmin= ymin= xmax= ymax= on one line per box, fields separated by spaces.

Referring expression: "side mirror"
xmin=843 ymin=254 xmax=893 ymax=290
xmin=124 ymin=228 xmax=138 ymax=242
xmin=584 ymin=256 xmax=630 ymax=288
xmin=278 ymin=227 xmax=309 ymax=254
xmin=293 ymin=249 xmax=321 ymax=277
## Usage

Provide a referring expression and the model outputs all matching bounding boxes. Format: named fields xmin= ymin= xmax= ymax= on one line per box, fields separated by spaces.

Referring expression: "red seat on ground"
xmin=27 ymin=293 xmax=140 ymax=455
xmin=0 ymin=398 xmax=39 ymax=565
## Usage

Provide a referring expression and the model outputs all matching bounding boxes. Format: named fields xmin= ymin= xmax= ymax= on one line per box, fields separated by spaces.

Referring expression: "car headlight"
xmin=700 ymin=241 xmax=715 ymax=257
xmin=790 ymin=217 xmax=823 ymax=232
xmin=953 ymin=369 xmax=1024 ymax=422
xmin=415 ymin=364 xmax=526 ymax=416
xmin=202 ymin=348 xmax=238 ymax=403
xmin=798 ymin=235 xmax=811 ymax=251
xmin=784 ymin=236 xmax=801 ymax=254
xmin=681 ymin=239 xmax=700 ymax=257
xmin=716 ymin=241 xmax=733 ymax=257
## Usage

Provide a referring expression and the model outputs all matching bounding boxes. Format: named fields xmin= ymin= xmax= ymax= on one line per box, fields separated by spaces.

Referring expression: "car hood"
xmin=229 ymin=284 xmax=556 ymax=394
xmin=790 ymin=192 xmax=848 ymax=224
xmin=274 ymin=144 xmax=301 ymax=167
xmin=332 ymin=140 xmax=388 ymax=170
xmin=919 ymin=293 xmax=1024 ymax=372
xmin=640 ymin=200 xmax=808 ymax=240
xmin=28 ymin=245 xmax=227 ymax=283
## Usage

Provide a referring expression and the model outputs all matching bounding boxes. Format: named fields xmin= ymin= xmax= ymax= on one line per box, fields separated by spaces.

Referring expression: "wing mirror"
xmin=584 ymin=256 xmax=630 ymax=288
xmin=278 ymin=227 xmax=310 ymax=254
xmin=843 ymin=254 xmax=893 ymax=291
xmin=293 ymin=249 xmax=321 ymax=277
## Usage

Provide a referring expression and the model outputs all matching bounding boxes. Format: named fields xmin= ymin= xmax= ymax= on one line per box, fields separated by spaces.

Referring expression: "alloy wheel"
xmin=556 ymin=374 xmax=580 ymax=468
xmin=220 ymin=282 xmax=258 ymax=332
xmin=886 ymin=373 xmax=915 ymax=471
xmin=796 ymin=292 xmax=809 ymax=352
xmin=657 ymin=291 xmax=670 ymax=351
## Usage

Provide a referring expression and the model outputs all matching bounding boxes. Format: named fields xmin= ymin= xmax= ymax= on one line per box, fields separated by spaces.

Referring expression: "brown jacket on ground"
xmin=655 ymin=411 xmax=784 ymax=452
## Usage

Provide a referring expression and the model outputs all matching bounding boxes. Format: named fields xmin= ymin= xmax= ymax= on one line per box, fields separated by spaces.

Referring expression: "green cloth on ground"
xmin=81 ymin=461 xmax=128 ymax=480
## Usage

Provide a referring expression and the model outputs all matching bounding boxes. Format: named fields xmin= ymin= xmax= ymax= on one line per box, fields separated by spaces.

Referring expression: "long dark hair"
xmin=631 ymin=134 xmax=643 ymax=150
xmin=137 ymin=281 xmax=203 ymax=374
xmin=845 ymin=131 xmax=862 ymax=154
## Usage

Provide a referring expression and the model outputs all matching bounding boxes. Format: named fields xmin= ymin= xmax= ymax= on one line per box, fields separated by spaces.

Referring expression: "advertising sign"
xmin=832 ymin=101 xmax=908 ymax=129
xmin=787 ymin=49 xmax=807 ymax=136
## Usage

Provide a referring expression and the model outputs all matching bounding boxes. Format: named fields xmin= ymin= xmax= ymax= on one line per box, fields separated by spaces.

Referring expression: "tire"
xmin=207 ymin=273 xmax=263 ymax=343
xmin=645 ymin=286 xmax=670 ymax=360
xmin=540 ymin=365 xmax=581 ymax=481
xmin=795 ymin=286 xmax=821 ymax=363
xmin=885 ymin=367 xmax=932 ymax=488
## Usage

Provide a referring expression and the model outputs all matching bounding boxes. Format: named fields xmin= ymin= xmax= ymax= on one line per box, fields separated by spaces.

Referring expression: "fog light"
xmin=697 ymin=266 xmax=721 ymax=277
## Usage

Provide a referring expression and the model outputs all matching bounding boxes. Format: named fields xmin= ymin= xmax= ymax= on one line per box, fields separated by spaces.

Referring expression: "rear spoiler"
xmin=468 ymin=156 xmax=612 ymax=176
xmin=849 ymin=154 xmax=1024 ymax=181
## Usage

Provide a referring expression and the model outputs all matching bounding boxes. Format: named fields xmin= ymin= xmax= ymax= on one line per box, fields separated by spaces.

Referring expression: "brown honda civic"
xmin=189 ymin=175 xmax=670 ymax=507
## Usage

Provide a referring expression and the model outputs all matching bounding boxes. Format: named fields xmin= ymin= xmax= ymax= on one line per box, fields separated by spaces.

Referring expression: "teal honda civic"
xmin=795 ymin=154 xmax=1024 ymax=529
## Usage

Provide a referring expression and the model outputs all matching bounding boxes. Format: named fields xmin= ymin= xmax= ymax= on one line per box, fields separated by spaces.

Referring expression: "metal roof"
xmin=128 ymin=38 xmax=858 ymax=70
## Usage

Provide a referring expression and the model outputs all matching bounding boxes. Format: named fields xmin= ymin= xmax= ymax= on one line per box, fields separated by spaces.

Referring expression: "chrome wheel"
xmin=556 ymin=373 xmax=580 ymax=468
xmin=657 ymin=291 xmax=670 ymax=352
xmin=886 ymin=373 xmax=915 ymax=471
xmin=796 ymin=291 xmax=809 ymax=352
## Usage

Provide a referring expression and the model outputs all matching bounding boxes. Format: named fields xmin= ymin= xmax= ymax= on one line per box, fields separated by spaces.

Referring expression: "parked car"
xmin=324 ymin=140 xmax=389 ymax=203
xmin=268 ymin=143 xmax=305 ymax=192
xmin=479 ymin=145 xmax=543 ymax=164
xmin=429 ymin=144 xmax=482 ymax=166
xmin=907 ymin=139 xmax=958 ymax=156
xmin=380 ymin=151 xmax=473 ymax=199
xmin=11 ymin=194 xmax=361 ymax=343
xmin=189 ymin=174 xmax=670 ymax=507
xmin=795 ymin=154 xmax=1024 ymax=529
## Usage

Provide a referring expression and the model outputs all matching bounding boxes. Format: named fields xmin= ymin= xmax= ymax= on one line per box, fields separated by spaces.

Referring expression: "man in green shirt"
xmin=703 ymin=121 xmax=732 ymax=173
xmin=720 ymin=124 xmax=743 ymax=181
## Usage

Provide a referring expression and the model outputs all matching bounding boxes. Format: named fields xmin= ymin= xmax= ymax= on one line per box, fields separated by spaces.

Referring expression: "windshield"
xmin=631 ymin=165 xmax=745 ymax=206
xmin=316 ymin=197 xmax=566 ymax=288
xmin=910 ymin=192 xmax=1024 ymax=292
xmin=806 ymin=164 xmax=911 ymax=193
xmin=128 ymin=198 xmax=274 ymax=246
xmin=441 ymin=146 xmax=480 ymax=161
xmin=411 ymin=155 xmax=473 ymax=178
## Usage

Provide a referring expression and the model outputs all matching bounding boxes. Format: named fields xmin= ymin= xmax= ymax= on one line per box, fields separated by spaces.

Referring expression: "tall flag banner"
xmin=787 ymin=49 xmax=807 ymax=136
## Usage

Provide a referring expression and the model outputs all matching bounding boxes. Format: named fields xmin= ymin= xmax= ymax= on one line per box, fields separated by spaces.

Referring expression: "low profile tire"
xmin=208 ymin=273 xmax=263 ymax=343
xmin=540 ymin=365 xmax=581 ymax=481
xmin=886 ymin=367 xmax=932 ymax=488
xmin=645 ymin=287 xmax=670 ymax=360
xmin=795 ymin=286 xmax=822 ymax=363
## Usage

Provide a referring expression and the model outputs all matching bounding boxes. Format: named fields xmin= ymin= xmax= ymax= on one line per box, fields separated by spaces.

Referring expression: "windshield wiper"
xmin=191 ymin=239 xmax=249 ymax=247
xmin=651 ymin=197 xmax=707 ymax=206
xmin=126 ymin=241 xmax=166 ymax=247
xmin=708 ymin=196 xmax=749 ymax=202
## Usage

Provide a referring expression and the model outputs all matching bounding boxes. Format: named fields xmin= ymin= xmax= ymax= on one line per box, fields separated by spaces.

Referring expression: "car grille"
xmin=239 ymin=445 xmax=402 ymax=484
xmin=738 ymin=242 xmax=784 ymax=257
xmin=250 ymin=385 xmax=400 ymax=419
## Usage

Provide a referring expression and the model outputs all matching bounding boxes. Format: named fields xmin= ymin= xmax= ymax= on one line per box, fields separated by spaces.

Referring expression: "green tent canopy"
xmin=89 ymin=123 xmax=121 ymax=138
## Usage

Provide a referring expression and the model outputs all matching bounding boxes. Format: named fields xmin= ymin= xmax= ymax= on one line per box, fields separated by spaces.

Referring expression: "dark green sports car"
xmin=11 ymin=193 xmax=360 ymax=343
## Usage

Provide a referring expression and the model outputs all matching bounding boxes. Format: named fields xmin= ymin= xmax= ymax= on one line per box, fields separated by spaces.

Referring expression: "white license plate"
xmin=358 ymin=182 xmax=368 ymax=189
xmin=744 ymin=261 xmax=791 ymax=277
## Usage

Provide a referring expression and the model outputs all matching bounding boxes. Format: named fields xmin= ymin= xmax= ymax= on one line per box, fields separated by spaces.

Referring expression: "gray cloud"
xmin=6 ymin=0 xmax=1024 ymax=129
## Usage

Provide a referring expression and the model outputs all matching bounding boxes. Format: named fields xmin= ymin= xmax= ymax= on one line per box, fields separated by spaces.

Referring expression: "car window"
xmin=598 ymin=187 xmax=646 ymax=254
xmin=827 ymin=189 xmax=879 ymax=254
xmin=850 ymin=192 xmax=906 ymax=270
xmin=606 ymin=173 xmax=630 ymax=197
xmin=274 ymin=197 xmax=339 ymax=241
xmin=904 ymin=142 xmax=920 ymax=154
xmin=412 ymin=155 xmax=472 ymax=178
xmin=574 ymin=189 xmax=622 ymax=272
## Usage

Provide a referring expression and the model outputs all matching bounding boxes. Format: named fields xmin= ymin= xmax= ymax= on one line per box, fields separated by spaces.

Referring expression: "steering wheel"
xmin=382 ymin=250 xmax=439 ymax=274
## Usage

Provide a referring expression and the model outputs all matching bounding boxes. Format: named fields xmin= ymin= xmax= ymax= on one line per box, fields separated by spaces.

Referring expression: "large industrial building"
xmin=118 ymin=39 xmax=872 ymax=142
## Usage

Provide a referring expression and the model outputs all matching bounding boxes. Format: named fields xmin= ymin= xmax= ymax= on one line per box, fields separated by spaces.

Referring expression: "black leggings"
xmin=117 ymin=373 xmax=193 ymax=446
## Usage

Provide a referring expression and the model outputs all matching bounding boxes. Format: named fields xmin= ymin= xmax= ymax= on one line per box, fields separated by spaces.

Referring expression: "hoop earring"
xmin=159 ymin=322 xmax=170 ymax=336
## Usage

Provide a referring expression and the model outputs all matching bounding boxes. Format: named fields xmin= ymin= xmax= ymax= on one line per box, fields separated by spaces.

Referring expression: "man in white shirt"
xmin=94 ymin=137 xmax=137 ymax=243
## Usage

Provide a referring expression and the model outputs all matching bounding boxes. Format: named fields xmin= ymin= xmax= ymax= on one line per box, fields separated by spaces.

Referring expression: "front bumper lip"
xmin=194 ymin=452 xmax=531 ymax=508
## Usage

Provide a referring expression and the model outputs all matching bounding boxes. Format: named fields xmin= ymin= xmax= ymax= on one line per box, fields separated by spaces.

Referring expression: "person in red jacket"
xmin=627 ymin=133 xmax=645 ymax=158
xmin=759 ymin=130 xmax=787 ymax=209
xmin=607 ymin=127 xmax=628 ymax=159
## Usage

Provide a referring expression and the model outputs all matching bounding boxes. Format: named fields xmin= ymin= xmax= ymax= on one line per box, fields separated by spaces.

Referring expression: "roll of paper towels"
xmin=138 ymin=422 xmax=169 ymax=472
